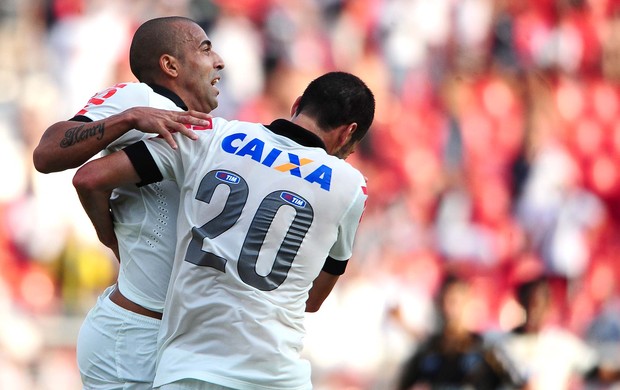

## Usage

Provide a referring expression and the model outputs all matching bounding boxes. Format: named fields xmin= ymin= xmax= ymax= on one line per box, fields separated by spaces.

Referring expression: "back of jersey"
xmin=147 ymin=118 xmax=367 ymax=390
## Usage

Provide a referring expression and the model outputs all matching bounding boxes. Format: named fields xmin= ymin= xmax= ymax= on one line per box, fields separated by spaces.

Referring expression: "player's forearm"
xmin=33 ymin=113 xmax=135 ymax=173
xmin=73 ymin=173 xmax=123 ymax=250
xmin=78 ymin=188 xmax=117 ymax=248
xmin=73 ymin=150 xmax=141 ymax=246
xmin=306 ymin=271 xmax=339 ymax=312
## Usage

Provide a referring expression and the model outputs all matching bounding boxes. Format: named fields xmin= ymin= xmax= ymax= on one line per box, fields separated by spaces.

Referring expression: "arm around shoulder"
xmin=33 ymin=113 xmax=135 ymax=173
xmin=33 ymin=107 xmax=211 ymax=173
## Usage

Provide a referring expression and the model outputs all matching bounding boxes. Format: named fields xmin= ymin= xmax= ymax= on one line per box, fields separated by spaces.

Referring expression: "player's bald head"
xmin=129 ymin=16 xmax=200 ymax=83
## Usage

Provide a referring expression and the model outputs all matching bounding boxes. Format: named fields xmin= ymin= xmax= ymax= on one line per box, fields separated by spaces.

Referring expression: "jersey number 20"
xmin=184 ymin=170 xmax=314 ymax=291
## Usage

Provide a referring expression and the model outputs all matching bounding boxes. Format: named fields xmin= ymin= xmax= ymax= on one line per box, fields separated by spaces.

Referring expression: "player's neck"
xmin=290 ymin=115 xmax=323 ymax=142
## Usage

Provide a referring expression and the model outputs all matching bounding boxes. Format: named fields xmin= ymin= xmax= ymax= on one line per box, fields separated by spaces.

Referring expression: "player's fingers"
xmin=158 ymin=127 xmax=178 ymax=149
xmin=175 ymin=113 xmax=211 ymax=131
xmin=160 ymin=120 xmax=199 ymax=142
xmin=174 ymin=122 xmax=199 ymax=141
xmin=185 ymin=109 xmax=213 ymax=120
xmin=175 ymin=111 xmax=211 ymax=123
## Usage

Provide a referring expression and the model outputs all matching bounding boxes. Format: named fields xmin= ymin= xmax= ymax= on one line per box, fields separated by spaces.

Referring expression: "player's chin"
xmin=205 ymin=101 xmax=218 ymax=113
xmin=210 ymin=90 xmax=219 ymax=107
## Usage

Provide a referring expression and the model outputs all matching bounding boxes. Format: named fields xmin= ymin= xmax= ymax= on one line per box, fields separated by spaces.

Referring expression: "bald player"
xmin=33 ymin=16 xmax=224 ymax=389
xmin=73 ymin=71 xmax=375 ymax=390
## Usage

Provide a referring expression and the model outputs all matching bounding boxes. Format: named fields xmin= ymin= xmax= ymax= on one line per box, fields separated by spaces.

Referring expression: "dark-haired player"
xmin=73 ymin=71 xmax=375 ymax=389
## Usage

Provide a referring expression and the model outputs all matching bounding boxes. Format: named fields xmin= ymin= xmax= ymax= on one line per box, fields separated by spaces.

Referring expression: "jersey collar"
xmin=265 ymin=119 xmax=326 ymax=151
xmin=148 ymin=83 xmax=188 ymax=110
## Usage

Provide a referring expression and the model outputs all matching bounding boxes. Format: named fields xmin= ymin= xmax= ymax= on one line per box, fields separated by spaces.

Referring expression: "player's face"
xmin=177 ymin=23 xmax=225 ymax=113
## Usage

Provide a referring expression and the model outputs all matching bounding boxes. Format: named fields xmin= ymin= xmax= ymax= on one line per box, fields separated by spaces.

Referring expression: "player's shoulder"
xmin=210 ymin=116 xmax=231 ymax=127
xmin=211 ymin=117 xmax=260 ymax=128
xmin=336 ymin=159 xmax=366 ymax=186
xmin=75 ymin=82 xmax=146 ymax=118
xmin=185 ymin=118 xmax=258 ymax=148
xmin=98 ymin=82 xmax=175 ymax=106
xmin=300 ymin=151 xmax=365 ymax=197
xmin=97 ymin=81 xmax=148 ymax=97
xmin=325 ymin=153 xmax=364 ymax=177
xmin=113 ymin=81 xmax=147 ymax=91
xmin=209 ymin=117 xmax=266 ymax=135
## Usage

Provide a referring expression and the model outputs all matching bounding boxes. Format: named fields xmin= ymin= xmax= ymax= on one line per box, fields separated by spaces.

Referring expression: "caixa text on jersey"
xmin=221 ymin=132 xmax=333 ymax=191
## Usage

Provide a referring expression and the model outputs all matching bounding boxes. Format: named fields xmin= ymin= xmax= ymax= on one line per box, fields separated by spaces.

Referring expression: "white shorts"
xmin=76 ymin=285 xmax=161 ymax=389
xmin=156 ymin=379 xmax=236 ymax=390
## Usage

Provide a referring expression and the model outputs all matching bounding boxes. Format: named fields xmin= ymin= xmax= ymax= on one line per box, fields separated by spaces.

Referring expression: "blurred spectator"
xmin=395 ymin=273 xmax=521 ymax=390
xmin=497 ymin=276 xmax=620 ymax=389
xmin=514 ymin=145 xmax=607 ymax=278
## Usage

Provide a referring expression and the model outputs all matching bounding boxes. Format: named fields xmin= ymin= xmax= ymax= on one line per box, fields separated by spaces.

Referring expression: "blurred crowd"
xmin=3 ymin=0 xmax=620 ymax=388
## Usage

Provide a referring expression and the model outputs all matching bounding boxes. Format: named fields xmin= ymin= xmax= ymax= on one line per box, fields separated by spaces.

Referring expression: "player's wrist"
xmin=117 ymin=108 xmax=140 ymax=134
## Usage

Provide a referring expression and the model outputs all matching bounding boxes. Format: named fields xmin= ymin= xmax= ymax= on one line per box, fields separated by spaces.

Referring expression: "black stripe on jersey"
xmin=266 ymin=119 xmax=326 ymax=150
xmin=322 ymin=256 xmax=348 ymax=275
xmin=149 ymin=84 xmax=188 ymax=110
xmin=68 ymin=115 xmax=92 ymax=122
xmin=123 ymin=141 xmax=163 ymax=187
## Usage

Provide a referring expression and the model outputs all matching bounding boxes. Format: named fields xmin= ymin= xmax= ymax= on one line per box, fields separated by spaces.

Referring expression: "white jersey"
xmin=76 ymin=82 xmax=186 ymax=312
xmin=127 ymin=118 xmax=368 ymax=389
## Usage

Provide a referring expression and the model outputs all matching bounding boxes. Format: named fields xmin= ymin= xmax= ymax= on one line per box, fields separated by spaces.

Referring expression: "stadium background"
xmin=3 ymin=0 xmax=620 ymax=388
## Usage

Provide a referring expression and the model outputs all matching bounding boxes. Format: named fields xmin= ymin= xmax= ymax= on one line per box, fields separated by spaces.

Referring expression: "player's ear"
xmin=290 ymin=96 xmax=302 ymax=117
xmin=160 ymin=54 xmax=179 ymax=78
xmin=338 ymin=123 xmax=357 ymax=148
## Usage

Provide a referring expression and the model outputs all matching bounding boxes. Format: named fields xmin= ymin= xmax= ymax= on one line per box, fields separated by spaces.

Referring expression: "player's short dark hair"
xmin=129 ymin=16 xmax=198 ymax=82
xmin=295 ymin=72 xmax=375 ymax=142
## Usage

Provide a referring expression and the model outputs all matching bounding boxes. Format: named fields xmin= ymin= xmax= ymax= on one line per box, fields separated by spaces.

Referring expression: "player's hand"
xmin=125 ymin=107 xmax=213 ymax=149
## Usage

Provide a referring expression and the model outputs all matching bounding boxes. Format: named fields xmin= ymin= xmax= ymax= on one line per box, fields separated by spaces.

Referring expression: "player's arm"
xmin=306 ymin=257 xmax=346 ymax=312
xmin=73 ymin=140 xmax=168 ymax=254
xmin=72 ymin=148 xmax=144 ymax=256
xmin=33 ymin=107 xmax=210 ymax=173
xmin=306 ymin=180 xmax=368 ymax=312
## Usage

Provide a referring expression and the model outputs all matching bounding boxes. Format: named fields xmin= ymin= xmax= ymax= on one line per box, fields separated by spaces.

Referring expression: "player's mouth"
xmin=210 ymin=77 xmax=220 ymax=94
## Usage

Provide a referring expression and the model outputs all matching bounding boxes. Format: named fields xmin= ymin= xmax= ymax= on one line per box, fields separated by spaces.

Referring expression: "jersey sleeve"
xmin=140 ymin=136 xmax=186 ymax=184
xmin=328 ymin=178 xmax=368 ymax=261
xmin=77 ymin=84 xmax=141 ymax=117
xmin=138 ymin=118 xmax=222 ymax=185
xmin=122 ymin=141 xmax=164 ymax=186
xmin=73 ymin=83 xmax=151 ymax=150
xmin=121 ymin=136 xmax=184 ymax=187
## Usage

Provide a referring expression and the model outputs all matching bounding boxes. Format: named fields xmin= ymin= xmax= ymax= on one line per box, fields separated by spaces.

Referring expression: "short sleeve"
xmin=328 ymin=180 xmax=368 ymax=261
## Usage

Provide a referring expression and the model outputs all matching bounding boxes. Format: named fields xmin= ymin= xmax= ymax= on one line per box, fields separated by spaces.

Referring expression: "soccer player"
xmin=32 ymin=16 xmax=224 ymax=389
xmin=72 ymin=71 xmax=375 ymax=390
